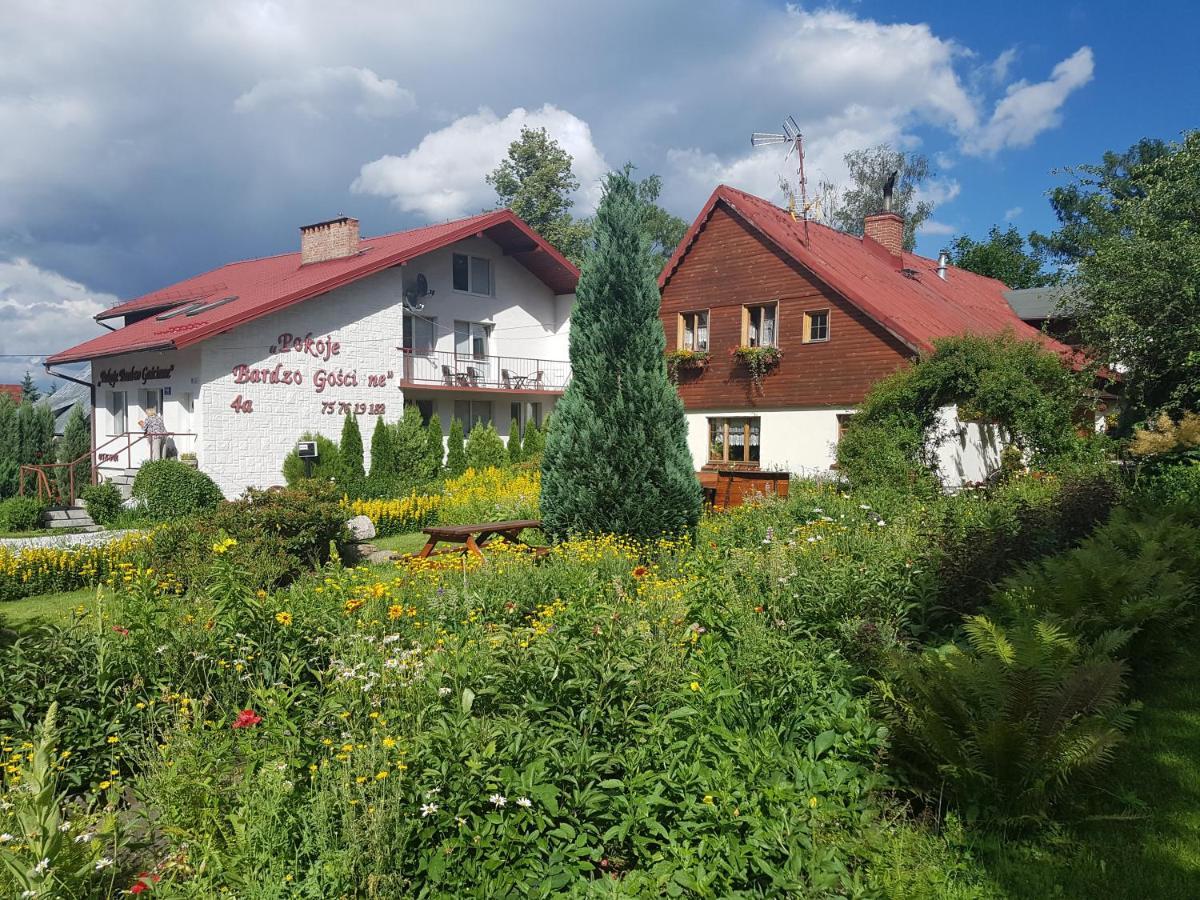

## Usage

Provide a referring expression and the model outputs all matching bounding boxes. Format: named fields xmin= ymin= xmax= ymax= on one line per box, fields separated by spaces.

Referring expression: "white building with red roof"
xmin=48 ymin=212 xmax=578 ymax=497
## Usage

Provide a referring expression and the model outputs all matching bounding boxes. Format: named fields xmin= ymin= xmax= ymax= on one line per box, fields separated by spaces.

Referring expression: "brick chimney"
xmin=300 ymin=216 xmax=360 ymax=265
xmin=863 ymin=212 xmax=904 ymax=265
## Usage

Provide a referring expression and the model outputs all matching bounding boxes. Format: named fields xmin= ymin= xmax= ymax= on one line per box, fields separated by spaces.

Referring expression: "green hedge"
xmin=132 ymin=460 xmax=224 ymax=520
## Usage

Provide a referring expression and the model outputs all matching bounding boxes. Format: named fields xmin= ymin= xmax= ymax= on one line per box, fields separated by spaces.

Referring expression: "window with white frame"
xmin=454 ymin=321 xmax=490 ymax=359
xmin=452 ymin=253 xmax=492 ymax=295
xmin=109 ymin=390 xmax=127 ymax=435
xmin=403 ymin=315 xmax=438 ymax=354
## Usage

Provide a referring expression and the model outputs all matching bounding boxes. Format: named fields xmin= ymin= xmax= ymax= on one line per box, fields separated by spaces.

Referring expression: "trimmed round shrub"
xmin=282 ymin=432 xmax=343 ymax=485
xmin=132 ymin=460 xmax=224 ymax=520
xmin=81 ymin=482 xmax=123 ymax=526
xmin=0 ymin=496 xmax=46 ymax=532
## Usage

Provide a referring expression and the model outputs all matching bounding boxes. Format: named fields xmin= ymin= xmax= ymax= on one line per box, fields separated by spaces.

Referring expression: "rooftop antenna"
xmin=752 ymin=115 xmax=810 ymax=242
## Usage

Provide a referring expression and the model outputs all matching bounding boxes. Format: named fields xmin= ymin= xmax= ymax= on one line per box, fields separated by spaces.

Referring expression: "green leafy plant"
xmin=425 ymin=417 xmax=445 ymax=477
xmin=732 ymin=345 xmax=782 ymax=392
xmin=877 ymin=615 xmax=1138 ymax=826
xmin=131 ymin=459 xmax=224 ymax=519
xmin=81 ymin=482 xmax=123 ymax=526
xmin=0 ymin=495 xmax=46 ymax=532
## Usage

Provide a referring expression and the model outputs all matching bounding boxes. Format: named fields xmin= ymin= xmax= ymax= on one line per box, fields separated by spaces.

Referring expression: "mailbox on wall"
xmin=296 ymin=441 xmax=318 ymax=459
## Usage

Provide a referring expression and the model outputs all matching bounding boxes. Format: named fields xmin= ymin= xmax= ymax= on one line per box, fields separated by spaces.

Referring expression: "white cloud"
xmin=351 ymin=105 xmax=610 ymax=220
xmin=989 ymin=47 xmax=1019 ymax=84
xmin=0 ymin=258 xmax=114 ymax=384
xmin=916 ymin=178 xmax=962 ymax=206
xmin=234 ymin=66 xmax=416 ymax=119
xmin=964 ymin=47 xmax=1094 ymax=156
xmin=1004 ymin=206 xmax=1023 ymax=221
xmin=917 ymin=219 xmax=956 ymax=236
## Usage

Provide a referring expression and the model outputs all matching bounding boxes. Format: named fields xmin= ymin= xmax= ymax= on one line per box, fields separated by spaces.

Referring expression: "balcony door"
xmin=454 ymin=321 xmax=492 ymax=386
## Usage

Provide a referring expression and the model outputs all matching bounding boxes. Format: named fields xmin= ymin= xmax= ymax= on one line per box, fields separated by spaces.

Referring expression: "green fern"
xmin=877 ymin=615 xmax=1138 ymax=827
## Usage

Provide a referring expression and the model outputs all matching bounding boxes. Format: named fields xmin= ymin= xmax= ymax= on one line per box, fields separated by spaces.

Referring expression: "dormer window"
xmin=453 ymin=253 xmax=492 ymax=295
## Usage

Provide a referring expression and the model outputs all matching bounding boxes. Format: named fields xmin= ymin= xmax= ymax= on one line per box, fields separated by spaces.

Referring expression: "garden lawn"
xmin=1 ymin=586 xmax=93 ymax=625
xmin=371 ymin=531 xmax=431 ymax=555
xmin=974 ymin=631 xmax=1200 ymax=899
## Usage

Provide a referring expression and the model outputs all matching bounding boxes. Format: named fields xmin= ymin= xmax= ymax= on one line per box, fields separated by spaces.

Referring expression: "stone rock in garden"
xmin=346 ymin=515 xmax=376 ymax=541
xmin=365 ymin=549 xmax=397 ymax=565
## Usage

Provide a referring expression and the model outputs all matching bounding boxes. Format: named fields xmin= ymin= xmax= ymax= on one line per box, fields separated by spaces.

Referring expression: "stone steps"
xmin=44 ymin=506 xmax=100 ymax=532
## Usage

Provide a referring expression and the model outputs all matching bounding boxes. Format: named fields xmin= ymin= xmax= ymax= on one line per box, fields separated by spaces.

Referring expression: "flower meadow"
xmin=2 ymin=463 xmax=1198 ymax=897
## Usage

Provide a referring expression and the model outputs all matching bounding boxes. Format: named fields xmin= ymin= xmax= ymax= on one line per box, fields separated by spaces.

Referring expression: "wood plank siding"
xmin=659 ymin=205 xmax=914 ymax=410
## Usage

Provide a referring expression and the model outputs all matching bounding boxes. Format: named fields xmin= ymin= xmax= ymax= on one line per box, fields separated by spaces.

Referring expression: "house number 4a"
xmin=230 ymin=394 xmax=254 ymax=414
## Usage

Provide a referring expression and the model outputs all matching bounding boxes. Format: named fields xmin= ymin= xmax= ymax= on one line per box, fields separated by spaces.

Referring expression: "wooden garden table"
xmin=417 ymin=519 xmax=543 ymax=560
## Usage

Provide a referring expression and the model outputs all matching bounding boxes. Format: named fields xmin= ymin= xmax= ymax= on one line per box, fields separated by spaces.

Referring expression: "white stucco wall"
xmin=93 ymin=346 xmax=202 ymax=474
xmin=684 ymin=403 xmax=1006 ymax=489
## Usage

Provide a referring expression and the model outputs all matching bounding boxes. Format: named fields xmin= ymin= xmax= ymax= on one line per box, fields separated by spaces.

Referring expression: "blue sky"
xmin=1 ymin=0 xmax=1196 ymax=386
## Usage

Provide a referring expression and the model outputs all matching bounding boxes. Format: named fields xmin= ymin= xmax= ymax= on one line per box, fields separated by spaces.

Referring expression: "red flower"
xmin=130 ymin=872 xmax=160 ymax=894
xmin=231 ymin=709 xmax=262 ymax=729
xmin=111 ymin=625 xmax=130 ymax=637
xmin=631 ymin=566 xmax=649 ymax=579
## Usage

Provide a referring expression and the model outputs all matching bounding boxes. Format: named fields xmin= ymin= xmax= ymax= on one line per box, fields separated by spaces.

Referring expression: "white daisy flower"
xmin=489 ymin=793 xmax=507 ymax=807
xmin=420 ymin=803 xmax=439 ymax=817
xmin=516 ymin=796 xmax=532 ymax=808
xmin=95 ymin=857 xmax=114 ymax=871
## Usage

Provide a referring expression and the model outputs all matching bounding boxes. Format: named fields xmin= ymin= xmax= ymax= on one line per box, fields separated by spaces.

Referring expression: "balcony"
xmin=399 ymin=349 xmax=571 ymax=394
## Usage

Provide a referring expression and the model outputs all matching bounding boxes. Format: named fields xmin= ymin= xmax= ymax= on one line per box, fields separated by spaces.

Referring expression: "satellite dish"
xmin=415 ymin=273 xmax=429 ymax=297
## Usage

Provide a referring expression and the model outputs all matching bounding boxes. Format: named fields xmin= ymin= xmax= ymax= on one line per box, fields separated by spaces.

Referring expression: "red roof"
xmin=660 ymin=185 xmax=1072 ymax=358
xmin=49 ymin=209 xmax=579 ymax=365
xmin=0 ymin=385 xmax=23 ymax=404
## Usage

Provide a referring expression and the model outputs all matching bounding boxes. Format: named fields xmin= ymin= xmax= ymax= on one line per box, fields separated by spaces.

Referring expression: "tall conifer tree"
xmin=541 ymin=168 xmax=701 ymax=540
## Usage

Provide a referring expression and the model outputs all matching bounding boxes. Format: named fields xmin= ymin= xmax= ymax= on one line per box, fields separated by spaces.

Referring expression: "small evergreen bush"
xmin=132 ymin=460 xmax=224 ymax=520
xmin=445 ymin=418 xmax=467 ymax=477
xmin=282 ymin=433 xmax=343 ymax=485
xmin=81 ymin=482 xmax=123 ymax=526
xmin=369 ymin=417 xmax=394 ymax=479
xmin=521 ymin=419 xmax=545 ymax=461
xmin=0 ymin=496 xmax=46 ymax=532
xmin=392 ymin=405 xmax=433 ymax=481
xmin=340 ymin=413 xmax=366 ymax=481
xmin=465 ymin=423 xmax=507 ymax=471
xmin=425 ymin=417 xmax=445 ymax=477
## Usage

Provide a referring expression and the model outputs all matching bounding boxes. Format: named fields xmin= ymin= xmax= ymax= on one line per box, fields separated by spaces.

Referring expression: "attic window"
xmin=155 ymin=303 xmax=200 ymax=321
xmin=185 ymin=295 xmax=238 ymax=316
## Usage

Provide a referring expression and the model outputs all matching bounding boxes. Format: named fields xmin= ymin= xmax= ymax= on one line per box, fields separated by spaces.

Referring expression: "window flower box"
xmin=666 ymin=348 xmax=710 ymax=382
xmin=732 ymin=345 xmax=782 ymax=391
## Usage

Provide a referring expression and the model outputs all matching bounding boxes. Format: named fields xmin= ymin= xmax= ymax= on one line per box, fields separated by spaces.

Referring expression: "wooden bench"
xmin=416 ymin=519 xmax=545 ymax=561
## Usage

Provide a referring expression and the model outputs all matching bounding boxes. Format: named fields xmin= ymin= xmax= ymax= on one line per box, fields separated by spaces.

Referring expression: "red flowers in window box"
xmin=231 ymin=709 xmax=262 ymax=729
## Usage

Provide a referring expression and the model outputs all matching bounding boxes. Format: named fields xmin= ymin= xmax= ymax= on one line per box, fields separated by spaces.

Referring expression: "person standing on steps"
xmin=141 ymin=406 xmax=166 ymax=461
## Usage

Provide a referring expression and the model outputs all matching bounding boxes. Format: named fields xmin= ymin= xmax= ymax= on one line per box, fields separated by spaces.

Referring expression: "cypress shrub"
xmin=446 ymin=418 xmax=467 ymax=477
xmin=521 ymin=419 xmax=545 ymax=461
xmin=507 ymin=427 xmax=524 ymax=464
xmin=282 ymin=432 xmax=343 ymax=485
xmin=369 ymin=416 xmax=394 ymax=479
xmin=425 ymin=416 xmax=445 ymax=477
xmin=392 ymin=404 xmax=433 ymax=481
xmin=57 ymin=406 xmax=92 ymax=500
xmin=540 ymin=168 xmax=701 ymax=540
xmin=465 ymin=423 xmax=507 ymax=471
xmin=340 ymin=413 xmax=365 ymax=481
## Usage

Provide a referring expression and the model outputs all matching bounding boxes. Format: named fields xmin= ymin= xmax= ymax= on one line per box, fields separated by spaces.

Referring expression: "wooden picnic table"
xmin=417 ymin=519 xmax=543 ymax=560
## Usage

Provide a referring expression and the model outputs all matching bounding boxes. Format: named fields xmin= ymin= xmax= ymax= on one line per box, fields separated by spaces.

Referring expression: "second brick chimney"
xmin=863 ymin=211 xmax=904 ymax=265
xmin=300 ymin=216 xmax=360 ymax=265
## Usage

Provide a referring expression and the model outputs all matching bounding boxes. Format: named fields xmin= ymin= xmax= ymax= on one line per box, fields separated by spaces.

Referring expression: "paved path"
xmin=0 ymin=530 xmax=137 ymax=551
